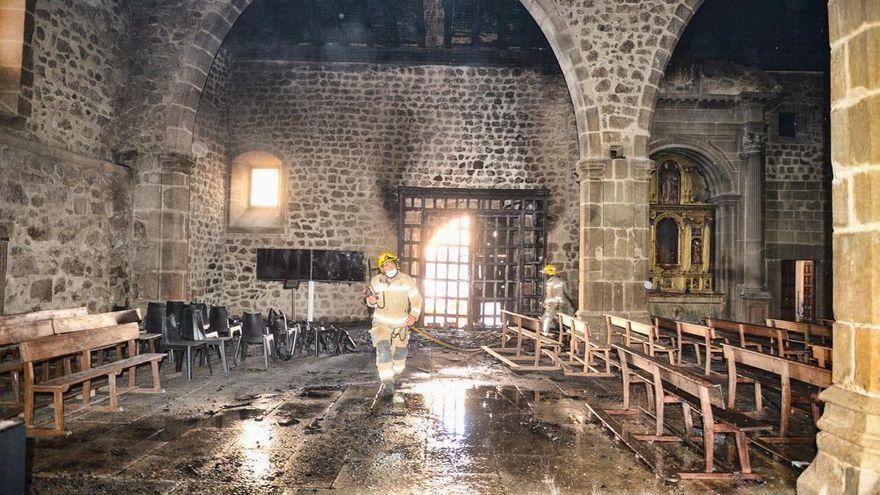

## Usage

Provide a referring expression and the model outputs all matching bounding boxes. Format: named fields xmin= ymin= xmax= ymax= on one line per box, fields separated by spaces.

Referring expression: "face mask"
xmin=385 ymin=268 xmax=399 ymax=278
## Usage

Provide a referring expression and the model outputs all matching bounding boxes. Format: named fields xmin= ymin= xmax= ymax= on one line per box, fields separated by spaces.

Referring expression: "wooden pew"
xmin=809 ymin=344 xmax=832 ymax=369
xmin=614 ymin=344 xmax=770 ymax=480
xmin=482 ymin=310 xmax=563 ymax=371
xmin=19 ymin=323 xmax=165 ymax=436
xmin=676 ymin=322 xmax=725 ymax=376
xmin=0 ymin=307 xmax=87 ymax=326
xmin=651 ymin=315 xmax=680 ymax=348
xmin=0 ymin=320 xmax=55 ymax=409
xmin=765 ymin=318 xmax=833 ymax=346
xmin=558 ymin=313 xmax=613 ymax=377
xmin=722 ymin=343 xmax=831 ymax=440
xmin=0 ymin=310 xmax=152 ymax=409
xmin=706 ymin=318 xmax=787 ymax=355
xmin=606 ymin=314 xmax=676 ymax=364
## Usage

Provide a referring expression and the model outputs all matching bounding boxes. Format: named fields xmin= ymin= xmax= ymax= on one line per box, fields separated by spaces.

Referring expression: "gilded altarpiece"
xmin=649 ymin=155 xmax=715 ymax=293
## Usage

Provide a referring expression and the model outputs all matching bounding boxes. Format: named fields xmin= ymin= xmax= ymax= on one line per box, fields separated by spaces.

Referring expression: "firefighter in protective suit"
xmin=365 ymin=251 xmax=423 ymax=398
xmin=540 ymin=263 xmax=573 ymax=336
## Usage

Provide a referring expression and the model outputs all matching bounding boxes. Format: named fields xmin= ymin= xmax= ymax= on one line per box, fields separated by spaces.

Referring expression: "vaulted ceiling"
xmin=223 ymin=0 xmax=830 ymax=72
xmin=223 ymin=0 xmax=557 ymax=69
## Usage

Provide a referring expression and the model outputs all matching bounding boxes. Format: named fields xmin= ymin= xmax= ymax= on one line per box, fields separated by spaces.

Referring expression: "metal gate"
xmin=398 ymin=188 xmax=548 ymax=330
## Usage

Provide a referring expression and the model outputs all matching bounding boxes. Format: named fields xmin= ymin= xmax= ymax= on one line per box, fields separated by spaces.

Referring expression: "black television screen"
xmin=310 ymin=250 xmax=366 ymax=282
xmin=256 ymin=249 xmax=311 ymax=281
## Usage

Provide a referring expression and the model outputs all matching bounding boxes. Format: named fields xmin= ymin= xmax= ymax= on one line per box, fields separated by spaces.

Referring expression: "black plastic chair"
xmin=161 ymin=315 xmax=209 ymax=381
xmin=181 ymin=304 xmax=207 ymax=341
xmin=210 ymin=306 xmax=231 ymax=336
xmin=269 ymin=309 xmax=298 ymax=360
xmin=241 ymin=312 xmax=275 ymax=370
xmin=145 ymin=302 xmax=166 ymax=334
xmin=166 ymin=301 xmax=186 ymax=332
xmin=193 ymin=302 xmax=209 ymax=326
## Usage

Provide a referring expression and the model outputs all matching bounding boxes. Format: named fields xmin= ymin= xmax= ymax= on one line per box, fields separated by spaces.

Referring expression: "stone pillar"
xmin=711 ymin=194 xmax=740 ymax=318
xmin=799 ymin=1 xmax=880 ymax=493
xmin=576 ymin=157 xmax=651 ymax=329
xmin=738 ymin=115 xmax=771 ymax=322
xmin=131 ymin=152 xmax=193 ymax=308
xmin=576 ymin=158 xmax=605 ymax=326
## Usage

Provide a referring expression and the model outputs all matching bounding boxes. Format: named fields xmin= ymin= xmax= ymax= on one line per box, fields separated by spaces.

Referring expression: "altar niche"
xmin=649 ymin=154 xmax=714 ymax=294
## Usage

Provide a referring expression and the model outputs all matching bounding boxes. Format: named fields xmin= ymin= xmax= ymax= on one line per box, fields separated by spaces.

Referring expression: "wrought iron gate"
xmin=398 ymin=188 xmax=549 ymax=329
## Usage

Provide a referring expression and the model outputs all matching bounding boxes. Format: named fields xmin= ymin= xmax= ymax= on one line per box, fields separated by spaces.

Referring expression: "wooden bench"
xmin=0 ymin=307 xmax=87 ymax=326
xmin=606 ymin=314 xmax=675 ymax=364
xmin=614 ymin=344 xmax=770 ymax=480
xmin=0 ymin=319 xmax=55 ymax=409
xmin=675 ymin=321 xmax=726 ymax=376
xmin=1 ymin=309 xmax=161 ymax=409
xmin=650 ymin=315 xmax=680 ymax=348
xmin=707 ymin=318 xmax=791 ymax=357
xmin=20 ymin=323 xmax=165 ymax=436
xmin=722 ymin=343 xmax=831 ymax=441
xmin=808 ymin=343 xmax=832 ymax=369
xmin=765 ymin=318 xmax=833 ymax=347
xmin=481 ymin=310 xmax=563 ymax=371
xmin=558 ymin=313 xmax=613 ymax=377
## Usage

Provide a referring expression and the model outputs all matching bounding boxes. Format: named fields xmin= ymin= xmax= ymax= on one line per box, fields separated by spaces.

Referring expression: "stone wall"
xmin=764 ymin=71 xmax=832 ymax=318
xmin=0 ymin=136 xmax=132 ymax=313
xmin=209 ymin=60 xmax=579 ymax=320
xmin=0 ymin=0 xmax=134 ymax=315
xmin=20 ymin=0 xmax=130 ymax=161
xmin=188 ymin=49 xmax=231 ymax=305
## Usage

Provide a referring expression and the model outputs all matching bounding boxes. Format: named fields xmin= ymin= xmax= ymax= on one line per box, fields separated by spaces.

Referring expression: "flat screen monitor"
xmin=256 ymin=248 xmax=311 ymax=281
xmin=310 ymin=250 xmax=366 ymax=282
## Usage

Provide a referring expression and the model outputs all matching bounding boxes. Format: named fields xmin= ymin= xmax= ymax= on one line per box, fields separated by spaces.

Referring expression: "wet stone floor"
xmin=21 ymin=328 xmax=801 ymax=494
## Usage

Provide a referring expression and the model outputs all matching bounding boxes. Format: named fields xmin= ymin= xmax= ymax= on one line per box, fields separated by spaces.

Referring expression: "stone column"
xmin=576 ymin=158 xmax=606 ymax=326
xmin=799 ymin=1 xmax=880 ymax=493
xmin=131 ymin=152 xmax=193 ymax=308
xmin=738 ymin=114 xmax=771 ymax=322
xmin=710 ymin=194 xmax=740 ymax=318
xmin=576 ymin=157 xmax=651 ymax=329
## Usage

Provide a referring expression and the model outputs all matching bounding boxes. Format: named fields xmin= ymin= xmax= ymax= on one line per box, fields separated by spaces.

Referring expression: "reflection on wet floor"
xmin=19 ymin=331 xmax=800 ymax=494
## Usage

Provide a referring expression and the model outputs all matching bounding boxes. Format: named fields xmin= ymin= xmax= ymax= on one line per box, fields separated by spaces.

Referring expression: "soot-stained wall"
xmin=195 ymin=60 xmax=580 ymax=320
xmin=189 ymin=49 xmax=232 ymax=305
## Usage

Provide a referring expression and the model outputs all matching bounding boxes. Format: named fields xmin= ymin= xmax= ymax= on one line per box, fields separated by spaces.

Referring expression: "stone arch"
xmin=164 ymin=0 xmax=599 ymax=160
xmin=635 ymin=0 xmax=705 ymax=157
xmin=648 ymin=137 xmax=737 ymax=196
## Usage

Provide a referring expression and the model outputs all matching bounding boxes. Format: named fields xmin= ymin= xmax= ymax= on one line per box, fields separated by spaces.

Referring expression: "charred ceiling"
xmin=222 ymin=0 xmax=559 ymax=70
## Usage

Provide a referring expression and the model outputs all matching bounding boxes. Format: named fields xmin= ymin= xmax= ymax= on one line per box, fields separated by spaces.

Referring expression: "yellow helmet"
xmin=377 ymin=251 xmax=399 ymax=268
xmin=541 ymin=263 xmax=559 ymax=276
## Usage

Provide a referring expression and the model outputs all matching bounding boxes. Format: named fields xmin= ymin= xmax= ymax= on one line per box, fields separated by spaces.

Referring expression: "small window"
xmin=778 ymin=112 xmax=797 ymax=138
xmin=249 ymin=168 xmax=280 ymax=207
xmin=228 ymin=151 xmax=284 ymax=232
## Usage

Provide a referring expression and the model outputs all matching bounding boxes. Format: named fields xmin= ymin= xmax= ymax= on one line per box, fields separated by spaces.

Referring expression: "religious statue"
xmin=691 ymin=238 xmax=703 ymax=266
xmin=659 ymin=163 xmax=680 ymax=204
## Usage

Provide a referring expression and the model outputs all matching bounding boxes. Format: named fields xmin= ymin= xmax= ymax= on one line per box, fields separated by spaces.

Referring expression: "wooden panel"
xmin=604 ymin=314 xmax=630 ymax=331
xmin=738 ymin=322 xmax=780 ymax=340
xmin=629 ymin=321 xmax=654 ymax=338
xmin=51 ymin=309 xmax=141 ymax=335
xmin=19 ymin=323 xmax=140 ymax=363
xmin=616 ymin=344 xmax=721 ymax=405
xmin=786 ymin=359 xmax=832 ymax=388
xmin=677 ymin=321 xmax=713 ymax=339
xmin=0 ymin=320 xmax=54 ymax=346
xmin=723 ymin=344 xmax=788 ymax=375
xmin=0 ymin=307 xmax=87 ymax=326
xmin=705 ymin=317 xmax=740 ymax=334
